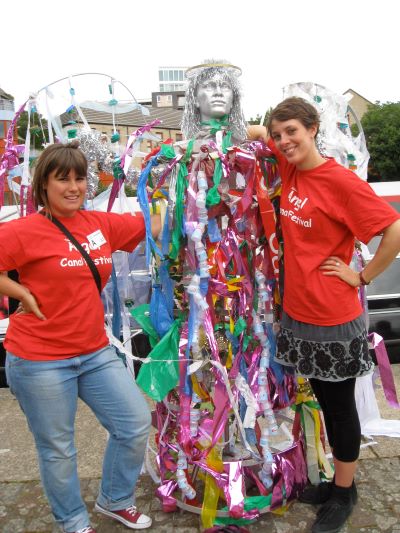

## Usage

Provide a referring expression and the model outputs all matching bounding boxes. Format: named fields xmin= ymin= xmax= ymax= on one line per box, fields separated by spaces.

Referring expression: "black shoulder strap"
xmin=42 ymin=213 xmax=102 ymax=295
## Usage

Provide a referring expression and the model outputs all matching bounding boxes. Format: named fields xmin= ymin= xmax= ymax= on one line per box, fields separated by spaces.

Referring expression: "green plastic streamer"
xmin=136 ymin=318 xmax=182 ymax=401
xmin=206 ymin=130 xmax=232 ymax=207
xmin=129 ymin=304 xmax=158 ymax=348
xmin=200 ymin=115 xmax=229 ymax=135
xmin=169 ymin=140 xmax=194 ymax=261
xmin=214 ymin=495 xmax=272 ymax=526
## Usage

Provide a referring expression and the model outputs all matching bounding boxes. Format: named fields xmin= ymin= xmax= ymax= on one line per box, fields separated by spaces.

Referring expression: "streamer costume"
xmin=135 ymin=61 xmax=306 ymax=528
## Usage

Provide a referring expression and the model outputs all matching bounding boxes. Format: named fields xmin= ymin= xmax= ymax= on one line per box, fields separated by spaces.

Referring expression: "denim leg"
xmin=77 ymin=346 xmax=151 ymax=511
xmin=5 ymin=352 xmax=90 ymax=532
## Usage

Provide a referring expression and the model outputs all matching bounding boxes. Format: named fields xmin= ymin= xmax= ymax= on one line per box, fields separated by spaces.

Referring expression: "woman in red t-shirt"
xmin=0 ymin=142 xmax=161 ymax=533
xmin=249 ymin=98 xmax=400 ymax=533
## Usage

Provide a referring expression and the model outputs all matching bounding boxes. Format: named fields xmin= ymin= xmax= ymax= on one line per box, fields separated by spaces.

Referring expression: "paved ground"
xmin=1 ymin=366 xmax=400 ymax=533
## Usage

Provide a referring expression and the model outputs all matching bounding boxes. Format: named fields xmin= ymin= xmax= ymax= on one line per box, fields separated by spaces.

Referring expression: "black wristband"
xmin=359 ymin=271 xmax=370 ymax=286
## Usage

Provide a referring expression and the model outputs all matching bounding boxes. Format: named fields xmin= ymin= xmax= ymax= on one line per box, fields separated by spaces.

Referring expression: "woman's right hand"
xmin=18 ymin=290 xmax=46 ymax=321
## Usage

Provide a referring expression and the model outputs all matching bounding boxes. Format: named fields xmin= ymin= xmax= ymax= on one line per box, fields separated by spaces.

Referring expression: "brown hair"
xmin=267 ymin=97 xmax=320 ymax=136
xmin=31 ymin=141 xmax=88 ymax=212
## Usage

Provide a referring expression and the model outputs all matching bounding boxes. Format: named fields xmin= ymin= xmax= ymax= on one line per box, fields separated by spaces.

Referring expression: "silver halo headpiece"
xmin=181 ymin=59 xmax=247 ymax=142
xmin=185 ymin=62 xmax=242 ymax=79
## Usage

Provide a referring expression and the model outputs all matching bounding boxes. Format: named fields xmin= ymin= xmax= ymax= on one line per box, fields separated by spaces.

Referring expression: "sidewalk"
xmin=1 ymin=367 xmax=400 ymax=533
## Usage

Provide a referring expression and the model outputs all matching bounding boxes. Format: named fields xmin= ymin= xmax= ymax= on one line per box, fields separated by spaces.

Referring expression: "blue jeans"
xmin=6 ymin=346 xmax=151 ymax=532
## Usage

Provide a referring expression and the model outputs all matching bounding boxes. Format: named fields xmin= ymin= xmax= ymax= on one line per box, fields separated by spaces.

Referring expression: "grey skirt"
xmin=275 ymin=312 xmax=373 ymax=382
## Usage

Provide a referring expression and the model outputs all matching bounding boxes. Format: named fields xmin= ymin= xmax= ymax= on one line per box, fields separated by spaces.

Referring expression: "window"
xmin=175 ymin=133 xmax=183 ymax=142
xmin=169 ymin=70 xmax=173 ymax=81
xmin=159 ymin=71 xmax=164 ymax=81
xmin=156 ymin=94 xmax=173 ymax=107
xmin=0 ymin=121 xmax=5 ymax=138
xmin=156 ymin=131 xmax=164 ymax=141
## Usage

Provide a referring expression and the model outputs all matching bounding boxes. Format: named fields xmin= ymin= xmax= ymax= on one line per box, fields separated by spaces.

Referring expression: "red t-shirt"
xmin=267 ymin=139 xmax=400 ymax=325
xmin=0 ymin=210 xmax=145 ymax=360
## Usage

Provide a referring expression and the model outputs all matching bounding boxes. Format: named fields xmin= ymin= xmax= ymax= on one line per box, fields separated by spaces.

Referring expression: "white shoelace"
xmin=76 ymin=527 xmax=94 ymax=533
xmin=126 ymin=504 xmax=139 ymax=516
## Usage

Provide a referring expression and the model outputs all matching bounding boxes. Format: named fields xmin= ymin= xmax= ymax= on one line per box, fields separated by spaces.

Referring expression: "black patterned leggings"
xmin=309 ymin=377 xmax=361 ymax=462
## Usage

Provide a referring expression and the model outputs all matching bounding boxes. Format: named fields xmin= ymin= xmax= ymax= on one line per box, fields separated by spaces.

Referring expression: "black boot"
xmin=299 ymin=479 xmax=357 ymax=506
xmin=311 ymin=483 xmax=355 ymax=533
xmin=298 ymin=481 xmax=333 ymax=504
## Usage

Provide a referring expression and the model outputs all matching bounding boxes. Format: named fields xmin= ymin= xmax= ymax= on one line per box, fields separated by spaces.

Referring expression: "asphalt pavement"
xmin=1 ymin=366 xmax=400 ymax=533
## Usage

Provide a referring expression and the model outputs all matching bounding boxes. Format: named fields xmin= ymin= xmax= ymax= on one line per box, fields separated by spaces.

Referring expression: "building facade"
xmin=60 ymin=91 xmax=185 ymax=187
xmin=158 ymin=67 xmax=188 ymax=93
xmin=344 ymin=88 xmax=374 ymax=125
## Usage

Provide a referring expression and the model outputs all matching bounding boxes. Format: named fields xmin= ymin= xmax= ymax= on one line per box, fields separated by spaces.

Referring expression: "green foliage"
xmin=248 ymin=107 xmax=273 ymax=127
xmin=262 ymin=107 xmax=273 ymax=127
xmin=125 ymin=183 xmax=137 ymax=197
xmin=248 ymin=114 xmax=262 ymax=125
xmin=361 ymin=101 xmax=400 ymax=181
xmin=94 ymin=180 xmax=108 ymax=196
xmin=350 ymin=123 xmax=360 ymax=137
xmin=94 ymin=181 xmax=137 ymax=197
xmin=17 ymin=111 xmax=50 ymax=151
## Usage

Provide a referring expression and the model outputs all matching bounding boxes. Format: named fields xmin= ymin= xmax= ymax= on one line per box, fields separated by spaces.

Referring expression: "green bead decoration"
xmin=111 ymin=133 xmax=120 ymax=143
xmin=67 ymin=129 xmax=77 ymax=139
xmin=314 ymin=95 xmax=322 ymax=103
xmin=113 ymin=157 xmax=124 ymax=180
xmin=109 ymin=98 xmax=118 ymax=106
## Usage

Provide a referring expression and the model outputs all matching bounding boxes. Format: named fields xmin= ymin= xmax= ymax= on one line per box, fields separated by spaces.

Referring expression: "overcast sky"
xmin=1 ymin=0 xmax=398 ymax=121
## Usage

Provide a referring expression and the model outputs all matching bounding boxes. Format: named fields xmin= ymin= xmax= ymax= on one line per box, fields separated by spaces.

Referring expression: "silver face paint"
xmin=195 ymin=74 xmax=234 ymax=122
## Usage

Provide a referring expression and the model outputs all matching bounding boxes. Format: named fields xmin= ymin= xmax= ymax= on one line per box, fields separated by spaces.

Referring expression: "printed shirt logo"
xmin=59 ymin=231 xmax=111 ymax=268
xmin=280 ymin=187 xmax=312 ymax=228
xmin=287 ymin=187 xmax=308 ymax=211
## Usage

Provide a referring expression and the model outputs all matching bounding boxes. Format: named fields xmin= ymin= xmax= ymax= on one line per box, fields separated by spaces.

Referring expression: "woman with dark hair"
xmin=0 ymin=141 xmax=160 ymax=533
xmin=249 ymin=97 xmax=400 ymax=533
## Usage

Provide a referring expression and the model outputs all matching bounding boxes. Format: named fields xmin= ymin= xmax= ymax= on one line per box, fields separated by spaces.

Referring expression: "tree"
xmin=361 ymin=101 xmax=400 ymax=182
xmin=248 ymin=107 xmax=273 ymax=127
xmin=17 ymin=111 xmax=50 ymax=151
xmin=248 ymin=114 xmax=263 ymax=125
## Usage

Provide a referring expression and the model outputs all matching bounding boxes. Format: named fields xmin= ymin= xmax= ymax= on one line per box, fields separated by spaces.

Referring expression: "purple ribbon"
xmin=369 ymin=332 xmax=400 ymax=409
xmin=155 ymin=479 xmax=178 ymax=512
xmin=0 ymin=103 xmax=26 ymax=209
xmin=120 ymin=119 xmax=162 ymax=168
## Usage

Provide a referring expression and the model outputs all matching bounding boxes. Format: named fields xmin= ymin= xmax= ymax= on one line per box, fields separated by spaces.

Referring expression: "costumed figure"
xmin=135 ymin=60 xmax=307 ymax=530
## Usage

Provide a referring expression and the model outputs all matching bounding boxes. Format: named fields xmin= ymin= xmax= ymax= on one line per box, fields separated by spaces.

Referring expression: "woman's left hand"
xmin=319 ymin=256 xmax=360 ymax=287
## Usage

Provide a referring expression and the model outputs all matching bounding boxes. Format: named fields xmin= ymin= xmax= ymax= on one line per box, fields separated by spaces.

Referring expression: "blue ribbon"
xmin=207 ymin=217 xmax=222 ymax=243
xmin=184 ymin=294 xmax=196 ymax=396
xmin=137 ymin=156 xmax=163 ymax=265
xmin=111 ymin=264 xmax=125 ymax=363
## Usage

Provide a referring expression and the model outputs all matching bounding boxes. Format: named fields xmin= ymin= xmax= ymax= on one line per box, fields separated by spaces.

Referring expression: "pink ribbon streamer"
xmin=120 ymin=119 xmax=162 ymax=168
xmin=369 ymin=332 xmax=400 ymax=409
xmin=271 ymin=439 xmax=308 ymax=509
xmin=155 ymin=479 xmax=178 ymax=512
xmin=225 ymin=461 xmax=245 ymax=518
xmin=0 ymin=103 xmax=26 ymax=209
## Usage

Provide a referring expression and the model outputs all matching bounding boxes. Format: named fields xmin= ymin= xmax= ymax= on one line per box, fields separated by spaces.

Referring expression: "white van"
xmin=368 ymin=181 xmax=400 ymax=363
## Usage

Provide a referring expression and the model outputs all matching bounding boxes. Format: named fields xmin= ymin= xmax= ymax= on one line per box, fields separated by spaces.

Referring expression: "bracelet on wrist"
xmin=359 ymin=271 xmax=371 ymax=286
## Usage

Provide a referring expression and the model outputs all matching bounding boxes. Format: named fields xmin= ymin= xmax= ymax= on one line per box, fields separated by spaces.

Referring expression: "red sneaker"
xmin=95 ymin=503 xmax=152 ymax=529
